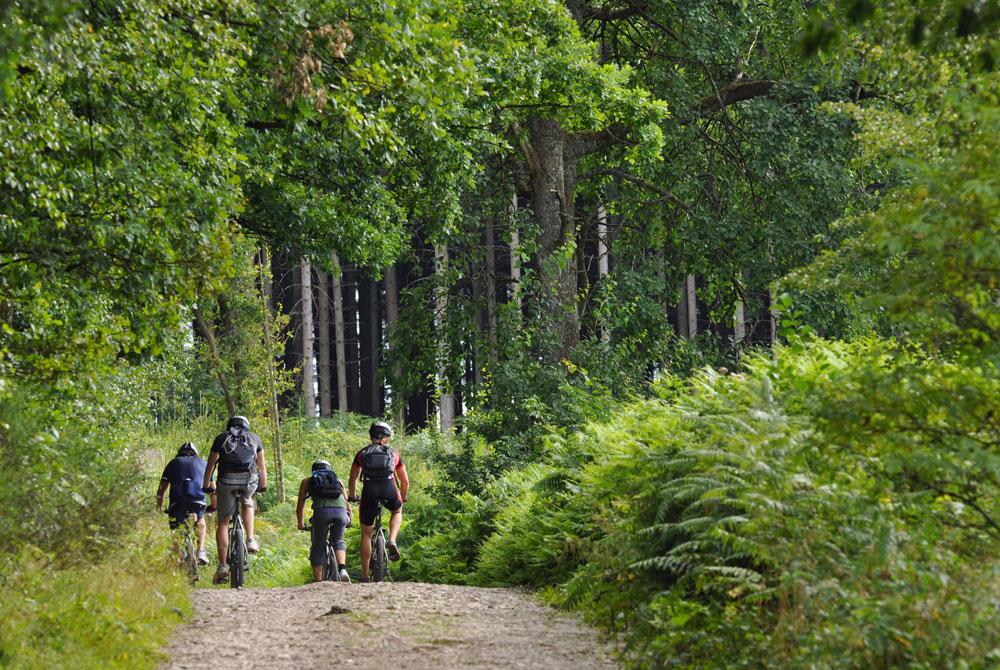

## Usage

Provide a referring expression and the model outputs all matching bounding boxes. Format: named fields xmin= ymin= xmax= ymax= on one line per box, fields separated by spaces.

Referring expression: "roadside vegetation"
xmin=2 ymin=0 xmax=997 ymax=668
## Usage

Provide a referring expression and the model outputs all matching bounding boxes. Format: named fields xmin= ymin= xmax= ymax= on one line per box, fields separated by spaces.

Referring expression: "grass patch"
xmin=0 ymin=520 xmax=191 ymax=669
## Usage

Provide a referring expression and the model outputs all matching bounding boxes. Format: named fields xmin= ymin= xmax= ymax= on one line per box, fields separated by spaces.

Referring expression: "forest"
xmin=1 ymin=0 xmax=998 ymax=668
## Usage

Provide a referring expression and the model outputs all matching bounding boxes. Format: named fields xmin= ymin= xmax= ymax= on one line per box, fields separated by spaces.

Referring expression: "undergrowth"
xmin=0 ymin=521 xmax=191 ymax=669
xmin=404 ymin=338 xmax=1000 ymax=669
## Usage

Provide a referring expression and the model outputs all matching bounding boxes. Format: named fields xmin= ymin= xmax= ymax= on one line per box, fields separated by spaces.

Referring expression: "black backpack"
xmin=219 ymin=427 xmax=257 ymax=471
xmin=308 ymin=469 xmax=343 ymax=499
xmin=361 ymin=444 xmax=395 ymax=481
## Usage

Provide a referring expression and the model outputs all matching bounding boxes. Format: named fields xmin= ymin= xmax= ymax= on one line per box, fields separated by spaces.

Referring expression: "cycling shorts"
xmin=359 ymin=479 xmax=402 ymax=526
xmin=168 ymin=502 xmax=206 ymax=529
xmin=218 ymin=472 xmax=258 ymax=520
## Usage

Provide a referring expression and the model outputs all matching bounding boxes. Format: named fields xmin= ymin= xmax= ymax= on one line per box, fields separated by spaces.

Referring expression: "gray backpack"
xmin=220 ymin=428 xmax=257 ymax=472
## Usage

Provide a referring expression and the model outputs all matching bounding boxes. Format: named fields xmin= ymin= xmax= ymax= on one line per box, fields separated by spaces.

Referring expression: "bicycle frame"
xmin=301 ymin=523 xmax=342 ymax=581
xmin=165 ymin=508 xmax=200 ymax=584
xmin=369 ymin=499 xmax=390 ymax=582
xmin=227 ymin=488 xmax=249 ymax=589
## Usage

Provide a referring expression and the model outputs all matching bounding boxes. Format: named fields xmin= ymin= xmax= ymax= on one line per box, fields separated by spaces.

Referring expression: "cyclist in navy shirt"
xmin=156 ymin=442 xmax=209 ymax=565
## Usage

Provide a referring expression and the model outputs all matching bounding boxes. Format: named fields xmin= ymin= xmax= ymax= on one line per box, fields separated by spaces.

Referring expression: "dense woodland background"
xmin=1 ymin=1 xmax=998 ymax=668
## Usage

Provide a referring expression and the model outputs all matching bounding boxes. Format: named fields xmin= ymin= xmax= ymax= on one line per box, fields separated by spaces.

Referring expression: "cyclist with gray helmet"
xmin=203 ymin=415 xmax=267 ymax=584
xmin=157 ymin=442 xmax=210 ymax=566
xmin=348 ymin=421 xmax=409 ymax=581
xmin=296 ymin=460 xmax=353 ymax=582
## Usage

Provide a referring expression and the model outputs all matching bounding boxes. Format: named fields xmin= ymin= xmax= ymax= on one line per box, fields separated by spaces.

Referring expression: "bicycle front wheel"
xmin=230 ymin=520 xmax=245 ymax=589
xmin=371 ymin=532 xmax=387 ymax=582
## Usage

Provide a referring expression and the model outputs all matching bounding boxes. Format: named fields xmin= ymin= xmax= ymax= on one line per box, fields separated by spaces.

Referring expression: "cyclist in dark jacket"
xmin=156 ymin=442 xmax=209 ymax=565
xmin=348 ymin=421 xmax=409 ymax=582
xmin=296 ymin=460 xmax=353 ymax=582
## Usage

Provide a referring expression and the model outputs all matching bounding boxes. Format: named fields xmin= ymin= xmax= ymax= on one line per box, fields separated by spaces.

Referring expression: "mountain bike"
xmin=350 ymin=496 xmax=390 ymax=582
xmin=224 ymin=487 xmax=250 ymax=589
xmin=165 ymin=507 xmax=200 ymax=584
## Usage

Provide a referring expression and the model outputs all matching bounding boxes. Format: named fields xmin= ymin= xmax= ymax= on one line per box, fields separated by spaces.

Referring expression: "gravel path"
xmin=162 ymin=581 xmax=620 ymax=669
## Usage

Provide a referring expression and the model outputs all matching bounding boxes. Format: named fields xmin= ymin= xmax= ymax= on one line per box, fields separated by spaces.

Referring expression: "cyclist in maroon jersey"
xmin=348 ymin=421 xmax=409 ymax=582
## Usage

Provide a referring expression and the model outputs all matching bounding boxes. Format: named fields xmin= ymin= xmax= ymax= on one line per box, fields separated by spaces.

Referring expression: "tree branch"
xmin=566 ymin=123 xmax=631 ymax=160
xmin=696 ymin=79 xmax=775 ymax=115
xmin=578 ymin=168 xmax=688 ymax=210
xmin=579 ymin=1 xmax=650 ymax=22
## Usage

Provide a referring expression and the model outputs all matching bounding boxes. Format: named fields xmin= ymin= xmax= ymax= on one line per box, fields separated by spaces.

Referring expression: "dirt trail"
xmin=162 ymin=581 xmax=620 ymax=669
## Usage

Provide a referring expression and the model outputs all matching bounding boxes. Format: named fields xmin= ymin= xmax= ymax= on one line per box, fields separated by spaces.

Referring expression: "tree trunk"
xmin=383 ymin=263 xmax=404 ymax=426
xmin=316 ymin=268 xmax=332 ymax=418
xmin=484 ymin=217 xmax=498 ymax=351
xmin=300 ymin=258 xmax=316 ymax=421
xmin=343 ymin=266 xmax=361 ymax=413
xmin=527 ymin=118 xmax=580 ymax=359
xmin=435 ymin=244 xmax=455 ymax=433
xmin=258 ymin=247 xmax=285 ymax=502
xmin=217 ymin=295 xmax=244 ymax=409
xmin=677 ymin=275 xmax=698 ymax=339
xmin=768 ymin=288 xmax=778 ymax=347
xmin=331 ymin=253 xmax=348 ymax=414
xmin=369 ymin=275 xmax=382 ymax=416
xmin=193 ymin=305 xmax=237 ymax=417
xmin=358 ymin=275 xmax=381 ymax=416
xmin=596 ymin=204 xmax=610 ymax=343
xmin=734 ymin=287 xmax=747 ymax=344
xmin=509 ymin=191 xmax=522 ymax=314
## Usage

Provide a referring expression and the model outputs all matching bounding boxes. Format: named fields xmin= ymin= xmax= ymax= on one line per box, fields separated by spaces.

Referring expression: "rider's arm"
xmin=203 ymin=452 xmax=219 ymax=490
xmin=348 ymin=462 xmax=361 ymax=499
xmin=256 ymin=449 xmax=267 ymax=490
xmin=295 ymin=478 xmax=309 ymax=529
xmin=396 ymin=463 xmax=409 ymax=502
xmin=156 ymin=479 xmax=169 ymax=510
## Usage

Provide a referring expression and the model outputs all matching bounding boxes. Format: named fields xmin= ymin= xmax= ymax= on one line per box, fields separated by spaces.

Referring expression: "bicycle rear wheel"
xmin=182 ymin=531 xmax=199 ymax=584
xmin=230 ymin=518 xmax=245 ymax=589
xmin=371 ymin=532 xmax=387 ymax=582
xmin=323 ymin=544 xmax=337 ymax=581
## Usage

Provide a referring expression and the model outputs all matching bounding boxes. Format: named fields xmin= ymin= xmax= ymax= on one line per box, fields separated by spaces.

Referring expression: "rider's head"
xmin=227 ymin=415 xmax=250 ymax=431
xmin=311 ymin=460 xmax=331 ymax=472
xmin=177 ymin=441 xmax=198 ymax=458
xmin=369 ymin=420 xmax=393 ymax=442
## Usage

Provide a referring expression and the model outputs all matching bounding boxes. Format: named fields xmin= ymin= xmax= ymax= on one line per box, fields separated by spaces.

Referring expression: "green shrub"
xmin=0 ymin=521 xmax=190 ymax=669
xmin=419 ymin=341 xmax=1000 ymax=668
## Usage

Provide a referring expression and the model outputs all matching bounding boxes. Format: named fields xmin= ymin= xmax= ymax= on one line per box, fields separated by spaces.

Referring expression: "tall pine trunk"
xmin=367 ymin=275 xmax=381 ymax=416
xmin=383 ymin=263 xmax=404 ymax=426
xmin=316 ymin=268 xmax=332 ymax=418
xmin=331 ymin=253 xmax=348 ymax=413
xmin=300 ymin=258 xmax=316 ymax=421
xmin=677 ymin=275 xmax=698 ymax=339
xmin=596 ymin=203 xmax=610 ymax=343
xmin=510 ymin=190 xmax=522 ymax=314
xmin=435 ymin=244 xmax=455 ymax=432
xmin=258 ymin=247 xmax=285 ymax=502
xmin=343 ymin=266 xmax=361 ymax=413
xmin=484 ymin=217 xmax=498 ymax=351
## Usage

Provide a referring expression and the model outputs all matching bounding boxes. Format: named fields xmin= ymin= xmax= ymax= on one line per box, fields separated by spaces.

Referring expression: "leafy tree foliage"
xmin=1 ymin=0 xmax=249 ymax=381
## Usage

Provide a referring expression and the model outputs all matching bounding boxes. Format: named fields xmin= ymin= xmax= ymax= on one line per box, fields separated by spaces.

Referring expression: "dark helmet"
xmin=369 ymin=420 xmax=393 ymax=440
xmin=177 ymin=441 xmax=198 ymax=457
xmin=312 ymin=460 xmax=331 ymax=472
xmin=227 ymin=415 xmax=250 ymax=431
